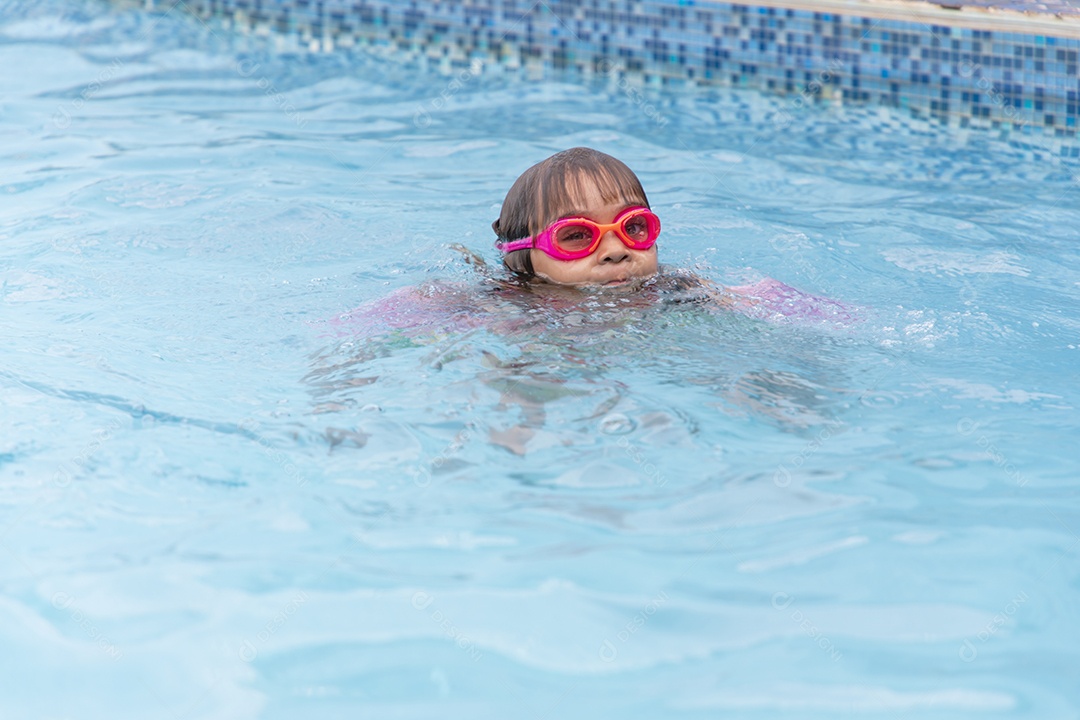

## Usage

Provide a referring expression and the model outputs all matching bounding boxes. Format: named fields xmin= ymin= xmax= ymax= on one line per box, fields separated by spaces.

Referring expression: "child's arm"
xmin=322 ymin=281 xmax=482 ymax=341
xmin=669 ymin=271 xmax=856 ymax=325
xmin=724 ymin=277 xmax=857 ymax=325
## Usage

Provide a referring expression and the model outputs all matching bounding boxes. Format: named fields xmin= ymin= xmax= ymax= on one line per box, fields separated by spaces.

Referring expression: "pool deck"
xmin=914 ymin=0 xmax=1080 ymax=14
xmin=733 ymin=0 xmax=1080 ymax=36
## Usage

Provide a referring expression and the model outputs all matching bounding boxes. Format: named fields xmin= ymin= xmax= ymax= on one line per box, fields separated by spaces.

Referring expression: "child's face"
xmin=530 ymin=184 xmax=659 ymax=288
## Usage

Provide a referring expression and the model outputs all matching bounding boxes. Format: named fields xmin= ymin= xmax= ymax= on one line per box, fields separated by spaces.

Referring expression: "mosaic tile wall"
xmin=183 ymin=0 xmax=1080 ymax=137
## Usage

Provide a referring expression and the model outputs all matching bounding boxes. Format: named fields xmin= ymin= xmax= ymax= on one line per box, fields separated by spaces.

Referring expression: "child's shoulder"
xmin=320 ymin=280 xmax=473 ymax=338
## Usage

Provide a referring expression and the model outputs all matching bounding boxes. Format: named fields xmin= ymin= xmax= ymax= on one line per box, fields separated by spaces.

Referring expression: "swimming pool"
xmin=3 ymin=0 xmax=1079 ymax=717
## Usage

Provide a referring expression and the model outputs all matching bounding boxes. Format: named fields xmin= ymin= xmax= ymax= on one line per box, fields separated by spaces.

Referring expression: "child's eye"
xmin=555 ymin=226 xmax=594 ymax=249
xmin=624 ymin=219 xmax=648 ymax=238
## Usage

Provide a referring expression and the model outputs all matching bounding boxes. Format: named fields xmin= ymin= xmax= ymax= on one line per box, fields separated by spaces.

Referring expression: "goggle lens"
xmin=621 ymin=212 xmax=659 ymax=247
xmin=553 ymin=224 xmax=598 ymax=252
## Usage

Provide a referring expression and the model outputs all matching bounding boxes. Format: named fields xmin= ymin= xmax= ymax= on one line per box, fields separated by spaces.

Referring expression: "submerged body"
xmin=323 ymin=268 xmax=856 ymax=343
xmin=311 ymin=267 xmax=858 ymax=453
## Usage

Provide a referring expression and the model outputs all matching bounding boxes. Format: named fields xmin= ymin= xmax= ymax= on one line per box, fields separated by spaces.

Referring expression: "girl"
xmin=491 ymin=146 xmax=852 ymax=322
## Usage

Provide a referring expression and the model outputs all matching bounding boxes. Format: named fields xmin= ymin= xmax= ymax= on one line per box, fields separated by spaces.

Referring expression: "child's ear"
xmin=491 ymin=219 xmax=502 ymax=237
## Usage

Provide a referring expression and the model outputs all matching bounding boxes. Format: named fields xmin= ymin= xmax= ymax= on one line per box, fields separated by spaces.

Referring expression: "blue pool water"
xmin=3 ymin=1 xmax=1080 ymax=718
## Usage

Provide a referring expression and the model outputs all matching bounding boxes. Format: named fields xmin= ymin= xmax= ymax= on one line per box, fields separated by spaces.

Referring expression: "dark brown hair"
xmin=491 ymin=147 xmax=650 ymax=278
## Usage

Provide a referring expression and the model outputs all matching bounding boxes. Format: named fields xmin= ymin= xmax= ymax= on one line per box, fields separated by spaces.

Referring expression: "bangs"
xmin=530 ymin=162 xmax=650 ymax=238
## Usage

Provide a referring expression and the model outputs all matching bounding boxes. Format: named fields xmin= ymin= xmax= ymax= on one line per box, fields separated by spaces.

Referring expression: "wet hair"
xmin=491 ymin=147 xmax=650 ymax=279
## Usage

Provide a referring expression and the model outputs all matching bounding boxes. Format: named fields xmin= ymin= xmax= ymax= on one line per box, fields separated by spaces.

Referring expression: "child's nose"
xmin=597 ymin=230 xmax=629 ymax=263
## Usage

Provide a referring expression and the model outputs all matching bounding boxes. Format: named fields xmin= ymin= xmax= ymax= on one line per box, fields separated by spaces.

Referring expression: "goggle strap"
xmin=497 ymin=237 xmax=534 ymax=253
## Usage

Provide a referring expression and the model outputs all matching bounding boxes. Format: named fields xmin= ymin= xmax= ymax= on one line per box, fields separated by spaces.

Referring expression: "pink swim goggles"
xmin=496 ymin=206 xmax=661 ymax=261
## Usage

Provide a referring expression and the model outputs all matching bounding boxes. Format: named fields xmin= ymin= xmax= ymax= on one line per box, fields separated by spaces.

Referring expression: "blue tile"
xmin=174 ymin=0 xmax=1080 ymax=136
